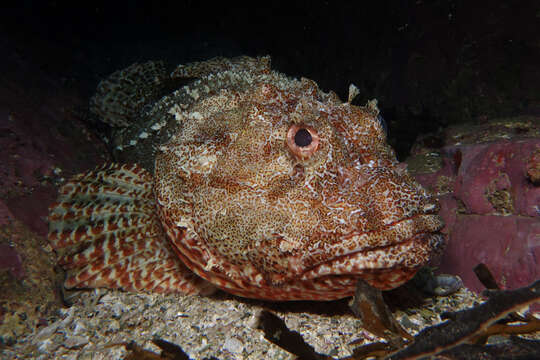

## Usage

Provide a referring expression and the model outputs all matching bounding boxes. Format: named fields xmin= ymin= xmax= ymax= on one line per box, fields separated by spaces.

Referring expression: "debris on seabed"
xmin=5 ymin=265 xmax=539 ymax=359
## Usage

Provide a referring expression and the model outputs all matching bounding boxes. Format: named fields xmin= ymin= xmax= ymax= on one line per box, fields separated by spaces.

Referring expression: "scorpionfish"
xmin=48 ymin=56 xmax=444 ymax=301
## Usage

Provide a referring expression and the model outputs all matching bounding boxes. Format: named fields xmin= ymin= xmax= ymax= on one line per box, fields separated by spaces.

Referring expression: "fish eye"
xmin=294 ymin=128 xmax=312 ymax=147
xmin=286 ymin=124 xmax=319 ymax=160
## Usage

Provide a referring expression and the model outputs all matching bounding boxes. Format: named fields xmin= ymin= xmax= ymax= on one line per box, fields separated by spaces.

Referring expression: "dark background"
xmin=2 ymin=0 xmax=539 ymax=158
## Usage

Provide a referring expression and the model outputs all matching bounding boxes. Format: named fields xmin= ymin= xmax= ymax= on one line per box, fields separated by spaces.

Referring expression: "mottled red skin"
xmin=412 ymin=125 xmax=540 ymax=299
xmin=47 ymin=57 xmax=445 ymax=301
xmin=154 ymin=75 xmax=445 ymax=300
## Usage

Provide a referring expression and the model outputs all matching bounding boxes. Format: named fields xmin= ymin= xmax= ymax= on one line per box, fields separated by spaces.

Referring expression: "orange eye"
xmin=286 ymin=124 xmax=319 ymax=160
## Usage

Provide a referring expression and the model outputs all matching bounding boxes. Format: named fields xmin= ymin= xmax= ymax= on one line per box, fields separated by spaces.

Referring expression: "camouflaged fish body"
xmin=48 ymin=56 xmax=444 ymax=301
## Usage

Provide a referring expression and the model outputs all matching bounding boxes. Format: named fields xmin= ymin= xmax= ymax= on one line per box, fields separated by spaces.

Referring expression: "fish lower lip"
xmin=335 ymin=214 xmax=444 ymax=256
xmin=300 ymin=232 xmax=445 ymax=281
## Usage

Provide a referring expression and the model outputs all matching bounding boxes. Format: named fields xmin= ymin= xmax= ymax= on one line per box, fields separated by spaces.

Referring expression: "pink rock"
xmin=0 ymin=40 xmax=110 ymax=236
xmin=439 ymin=215 xmax=539 ymax=292
xmin=0 ymin=243 xmax=24 ymax=280
xmin=408 ymin=116 xmax=540 ymax=299
xmin=527 ymin=148 xmax=540 ymax=185
xmin=453 ymin=140 xmax=540 ymax=217
xmin=0 ymin=201 xmax=14 ymax=227
xmin=0 ymin=201 xmax=25 ymax=280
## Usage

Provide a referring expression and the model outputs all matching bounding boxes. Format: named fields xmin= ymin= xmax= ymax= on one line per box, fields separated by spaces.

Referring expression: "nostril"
xmin=422 ymin=202 xmax=440 ymax=214
xmin=292 ymin=164 xmax=305 ymax=179
xmin=395 ymin=162 xmax=408 ymax=175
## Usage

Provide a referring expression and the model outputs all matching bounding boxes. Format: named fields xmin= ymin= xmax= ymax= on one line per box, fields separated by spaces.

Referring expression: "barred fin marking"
xmin=48 ymin=163 xmax=215 ymax=295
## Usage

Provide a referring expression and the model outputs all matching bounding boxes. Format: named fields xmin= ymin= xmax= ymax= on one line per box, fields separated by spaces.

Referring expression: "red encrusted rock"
xmin=0 ymin=37 xmax=115 ymax=339
xmin=408 ymin=116 xmax=540 ymax=295
xmin=0 ymin=40 xmax=110 ymax=237
xmin=452 ymin=140 xmax=540 ymax=217
xmin=0 ymin=242 xmax=24 ymax=281
xmin=0 ymin=39 xmax=111 ymax=345
xmin=527 ymin=148 xmax=540 ymax=185
xmin=0 ymin=212 xmax=61 ymax=346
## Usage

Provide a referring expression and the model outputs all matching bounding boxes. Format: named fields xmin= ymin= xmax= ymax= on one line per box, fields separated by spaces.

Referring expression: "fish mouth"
xmin=297 ymin=214 xmax=445 ymax=286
